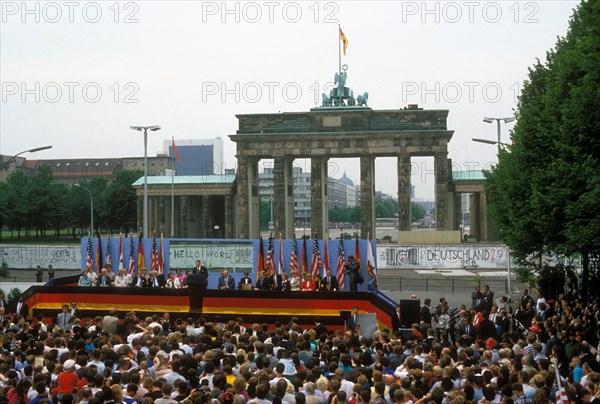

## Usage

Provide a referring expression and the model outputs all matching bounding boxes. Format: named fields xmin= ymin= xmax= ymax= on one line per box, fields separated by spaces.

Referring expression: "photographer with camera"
xmin=344 ymin=255 xmax=361 ymax=292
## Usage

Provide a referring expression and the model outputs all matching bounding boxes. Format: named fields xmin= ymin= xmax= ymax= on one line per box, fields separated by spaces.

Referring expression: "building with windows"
xmin=258 ymin=167 xmax=359 ymax=226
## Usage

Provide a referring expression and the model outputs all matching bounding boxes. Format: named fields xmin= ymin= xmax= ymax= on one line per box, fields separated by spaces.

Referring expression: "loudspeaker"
xmin=339 ymin=310 xmax=351 ymax=321
xmin=396 ymin=328 xmax=413 ymax=341
xmin=400 ymin=299 xmax=420 ymax=328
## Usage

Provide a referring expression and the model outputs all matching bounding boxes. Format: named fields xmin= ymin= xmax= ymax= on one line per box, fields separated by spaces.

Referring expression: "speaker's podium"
xmin=187 ymin=274 xmax=208 ymax=311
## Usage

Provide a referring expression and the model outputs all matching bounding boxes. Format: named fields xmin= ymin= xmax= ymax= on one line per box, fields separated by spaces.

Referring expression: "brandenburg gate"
xmin=230 ymin=105 xmax=455 ymax=240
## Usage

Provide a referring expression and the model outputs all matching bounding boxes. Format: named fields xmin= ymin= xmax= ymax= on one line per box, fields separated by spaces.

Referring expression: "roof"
xmin=452 ymin=170 xmax=486 ymax=181
xmin=132 ymin=175 xmax=236 ymax=186
xmin=338 ymin=172 xmax=355 ymax=186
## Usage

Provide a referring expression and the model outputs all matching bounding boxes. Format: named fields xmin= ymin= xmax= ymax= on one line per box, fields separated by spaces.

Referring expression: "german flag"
xmin=340 ymin=27 xmax=348 ymax=56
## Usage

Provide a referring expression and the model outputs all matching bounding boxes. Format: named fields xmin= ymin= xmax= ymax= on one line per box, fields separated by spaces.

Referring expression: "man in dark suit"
xmin=314 ymin=317 xmax=327 ymax=337
xmin=69 ymin=301 xmax=82 ymax=319
xmin=391 ymin=304 xmax=402 ymax=332
xmin=268 ymin=268 xmax=283 ymax=291
xmin=12 ymin=296 xmax=29 ymax=320
xmin=218 ymin=270 xmax=235 ymax=290
xmin=147 ymin=270 xmax=166 ymax=288
xmin=320 ymin=269 xmax=339 ymax=291
xmin=238 ymin=272 xmax=253 ymax=290
xmin=459 ymin=316 xmax=476 ymax=338
xmin=132 ymin=267 xmax=149 ymax=288
xmin=192 ymin=260 xmax=209 ymax=291
xmin=349 ymin=306 xmax=360 ymax=332
xmin=420 ymin=298 xmax=432 ymax=325
xmin=96 ymin=268 xmax=113 ymax=287
xmin=0 ymin=292 xmax=8 ymax=311
xmin=482 ymin=285 xmax=495 ymax=313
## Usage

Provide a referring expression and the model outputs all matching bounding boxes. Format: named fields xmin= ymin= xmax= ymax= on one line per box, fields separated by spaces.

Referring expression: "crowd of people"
xmin=1 ymin=276 xmax=599 ymax=404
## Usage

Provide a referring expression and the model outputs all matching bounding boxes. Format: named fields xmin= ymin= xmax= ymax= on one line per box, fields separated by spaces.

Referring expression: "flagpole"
xmin=171 ymin=136 xmax=175 ymax=237
xmin=338 ymin=24 xmax=342 ymax=106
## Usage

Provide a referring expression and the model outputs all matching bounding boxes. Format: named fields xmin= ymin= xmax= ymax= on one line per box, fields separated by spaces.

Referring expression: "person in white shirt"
xmin=165 ymin=272 xmax=181 ymax=288
xmin=114 ymin=269 xmax=130 ymax=287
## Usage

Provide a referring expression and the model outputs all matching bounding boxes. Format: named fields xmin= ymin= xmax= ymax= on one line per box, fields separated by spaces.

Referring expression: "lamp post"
xmin=74 ymin=183 xmax=93 ymax=235
xmin=473 ymin=116 xmax=515 ymax=298
xmin=477 ymin=117 xmax=515 ymax=153
xmin=0 ymin=145 xmax=53 ymax=171
xmin=130 ymin=125 xmax=161 ymax=237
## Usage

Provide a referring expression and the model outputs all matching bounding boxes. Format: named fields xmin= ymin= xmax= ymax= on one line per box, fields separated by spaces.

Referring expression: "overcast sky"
xmin=1 ymin=1 xmax=578 ymax=199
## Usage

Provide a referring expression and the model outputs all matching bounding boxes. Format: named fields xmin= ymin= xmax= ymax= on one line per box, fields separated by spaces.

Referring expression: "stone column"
xmin=224 ymin=195 xmax=234 ymax=239
xmin=454 ymin=192 xmax=463 ymax=232
xmin=179 ymin=196 xmax=188 ymax=238
xmin=201 ymin=196 xmax=210 ymax=238
xmin=360 ymin=155 xmax=376 ymax=239
xmin=235 ymin=156 xmax=259 ymax=239
xmin=136 ymin=196 xmax=143 ymax=234
xmin=274 ymin=157 xmax=295 ymax=239
xmin=311 ymin=156 xmax=329 ymax=238
xmin=434 ymin=152 xmax=450 ymax=230
xmin=469 ymin=193 xmax=480 ymax=240
xmin=158 ymin=196 xmax=166 ymax=235
xmin=397 ymin=152 xmax=412 ymax=231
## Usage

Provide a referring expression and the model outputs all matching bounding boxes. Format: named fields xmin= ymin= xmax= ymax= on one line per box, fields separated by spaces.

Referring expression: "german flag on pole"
xmin=340 ymin=27 xmax=348 ymax=56
xmin=137 ymin=233 xmax=145 ymax=271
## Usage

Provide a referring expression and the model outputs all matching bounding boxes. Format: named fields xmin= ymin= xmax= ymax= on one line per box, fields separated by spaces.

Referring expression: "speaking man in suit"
xmin=192 ymin=260 xmax=209 ymax=291
xmin=320 ymin=269 xmax=339 ymax=291
xmin=218 ymin=270 xmax=235 ymax=290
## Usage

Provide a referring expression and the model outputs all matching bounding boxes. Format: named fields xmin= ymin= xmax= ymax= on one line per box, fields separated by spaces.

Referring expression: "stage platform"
xmin=21 ymin=275 xmax=399 ymax=331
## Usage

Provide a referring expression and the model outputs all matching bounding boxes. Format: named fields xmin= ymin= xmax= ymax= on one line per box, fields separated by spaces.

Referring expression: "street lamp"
xmin=473 ymin=116 xmax=515 ymax=298
xmin=0 ymin=145 xmax=53 ymax=171
xmin=74 ymin=183 xmax=93 ymax=235
xmin=130 ymin=125 xmax=161 ymax=237
xmin=476 ymin=117 xmax=515 ymax=153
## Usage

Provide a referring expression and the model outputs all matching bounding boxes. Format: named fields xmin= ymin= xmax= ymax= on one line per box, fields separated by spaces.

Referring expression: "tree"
xmin=485 ymin=0 xmax=600 ymax=296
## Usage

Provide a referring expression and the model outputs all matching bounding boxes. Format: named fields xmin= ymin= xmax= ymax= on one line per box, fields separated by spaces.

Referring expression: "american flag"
xmin=556 ymin=387 xmax=568 ymax=404
xmin=128 ymin=234 xmax=135 ymax=275
xmin=309 ymin=236 xmax=322 ymax=280
xmin=105 ymin=233 xmax=112 ymax=266
xmin=289 ymin=236 xmax=299 ymax=273
xmin=85 ymin=237 xmax=93 ymax=269
xmin=118 ymin=233 xmax=124 ymax=271
xmin=266 ymin=234 xmax=276 ymax=271
xmin=278 ymin=233 xmax=283 ymax=274
xmin=151 ymin=233 xmax=159 ymax=272
xmin=336 ymin=239 xmax=346 ymax=289
xmin=158 ymin=233 xmax=164 ymax=274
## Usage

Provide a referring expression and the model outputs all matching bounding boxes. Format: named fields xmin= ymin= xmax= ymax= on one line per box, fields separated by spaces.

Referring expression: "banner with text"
xmin=169 ymin=240 xmax=254 ymax=273
xmin=0 ymin=244 xmax=82 ymax=269
xmin=377 ymin=244 xmax=509 ymax=270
